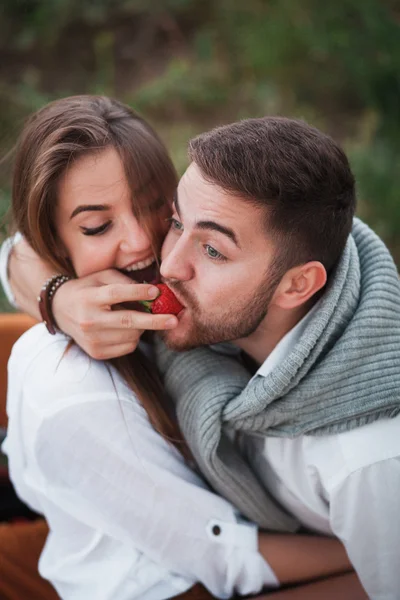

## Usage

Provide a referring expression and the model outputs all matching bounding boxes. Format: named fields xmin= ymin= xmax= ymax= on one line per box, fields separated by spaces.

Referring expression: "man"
xmin=3 ymin=117 xmax=399 ymax=598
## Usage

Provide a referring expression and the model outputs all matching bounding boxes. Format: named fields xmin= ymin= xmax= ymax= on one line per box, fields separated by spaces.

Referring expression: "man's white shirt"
xmin=238 ymin=307 xmax=400 ymax=599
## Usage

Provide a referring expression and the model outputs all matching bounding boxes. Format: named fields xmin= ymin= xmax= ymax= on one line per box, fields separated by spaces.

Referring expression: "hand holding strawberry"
xmin=140 ymin=283 xmax=183 ymax=315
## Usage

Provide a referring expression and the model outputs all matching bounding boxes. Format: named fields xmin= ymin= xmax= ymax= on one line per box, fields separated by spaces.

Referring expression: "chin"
xmin=161 ymin=327 xmax=196 ymax=352
xmin=161 ymin=329 xmax=187 ymax=352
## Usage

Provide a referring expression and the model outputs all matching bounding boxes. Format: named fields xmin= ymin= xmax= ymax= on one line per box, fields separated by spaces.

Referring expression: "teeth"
xmin=124 ymin=257 xmax=155 ymax=272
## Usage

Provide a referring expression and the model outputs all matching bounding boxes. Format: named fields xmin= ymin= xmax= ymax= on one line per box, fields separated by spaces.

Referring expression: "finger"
xmin=99 ymin=309 xmax=178 ymax=331
xmin=89 ymin=342 xmax=140 ymax=361
xmin=76 ymin=326 xmax=143 ymax=345
xmin=92 ymin=268 xmax=137 ymax=286
xmin=74 ymin=328 xmax=142 ymax=358
xmin=95 ymin=283 xmax=160 ymax=307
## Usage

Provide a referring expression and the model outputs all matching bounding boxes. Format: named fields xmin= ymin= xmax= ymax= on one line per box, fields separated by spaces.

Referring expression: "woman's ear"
xmin=272 ymin=261 xmax=327 ymax=310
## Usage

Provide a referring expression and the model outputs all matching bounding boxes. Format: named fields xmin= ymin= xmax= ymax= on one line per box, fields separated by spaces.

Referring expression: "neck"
xmin=234 ymin=299 xmax=315 ymax=365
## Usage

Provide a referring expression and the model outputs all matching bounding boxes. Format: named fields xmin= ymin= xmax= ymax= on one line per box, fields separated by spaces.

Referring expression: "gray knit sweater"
xmin=156 ymin=219 xmax=400 ymax=531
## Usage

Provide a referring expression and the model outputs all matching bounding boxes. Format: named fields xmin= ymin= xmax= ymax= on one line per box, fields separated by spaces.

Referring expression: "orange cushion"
xmin=0 ymin=314 xmax=38 ymax=429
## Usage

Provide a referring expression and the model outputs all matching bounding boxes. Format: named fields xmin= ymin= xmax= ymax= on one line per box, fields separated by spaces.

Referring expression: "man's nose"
xmin=160 ymin=234 xmax=193 ymax=282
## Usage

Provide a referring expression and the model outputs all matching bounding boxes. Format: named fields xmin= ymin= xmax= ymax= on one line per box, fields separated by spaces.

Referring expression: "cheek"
xmin=195 ymin=270 xmax=232 ymax=309
xmin=67 ymin=239 xmax=117 ymax=277
xmin=197 ymin=267 xmax=254 ymax=310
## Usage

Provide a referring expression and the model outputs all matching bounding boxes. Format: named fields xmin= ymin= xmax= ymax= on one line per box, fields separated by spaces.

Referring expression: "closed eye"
xmin=80 ymin=221 xmax=112 ymax=236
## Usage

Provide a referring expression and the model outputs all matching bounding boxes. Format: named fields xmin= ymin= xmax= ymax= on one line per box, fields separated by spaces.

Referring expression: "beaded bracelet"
xmin=38 ymin=274 xmax=72 ymax=335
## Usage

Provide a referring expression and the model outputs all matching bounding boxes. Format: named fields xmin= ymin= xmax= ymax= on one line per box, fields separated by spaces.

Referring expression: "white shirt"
xmin=3 ymin=324 xmax=277 ymax=600
xmin=0 ymin=233 xmax=20 ymax=306
xmin=239 ymin=311 xmax=400 ymax=600
xmin=0 ymin=237 xmax=277 ymax=600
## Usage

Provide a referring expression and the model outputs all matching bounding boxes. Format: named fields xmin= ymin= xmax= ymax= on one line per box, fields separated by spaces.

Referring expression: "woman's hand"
xmin=6 ymin=237 xmax=178 ymax=359
xmin=52 ymin=270 xmax=178 ymax=359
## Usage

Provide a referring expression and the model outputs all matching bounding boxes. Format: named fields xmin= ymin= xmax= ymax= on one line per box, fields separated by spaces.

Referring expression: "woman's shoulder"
xmin=11 ymin=322 xmax=85 ymax=373
xmin=9 ymin=323 xmax=124 ymax=402
xmin=11 ymin=322 xmax=69 ymax=359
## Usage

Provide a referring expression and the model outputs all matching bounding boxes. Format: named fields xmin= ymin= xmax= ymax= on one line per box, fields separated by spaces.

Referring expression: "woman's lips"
xmin=120 ymin=262 xmax=160 ymax=284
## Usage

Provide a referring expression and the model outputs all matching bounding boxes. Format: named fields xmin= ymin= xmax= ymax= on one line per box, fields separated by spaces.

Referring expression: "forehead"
xmin=177 ymin=163 xmax=268 ymax=243
xmin=58 ymin=147 xmax=127 ymax=206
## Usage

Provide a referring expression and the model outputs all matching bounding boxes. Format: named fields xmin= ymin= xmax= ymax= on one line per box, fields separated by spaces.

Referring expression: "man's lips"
xmin=161 ymin=284 xmax=187 ymax=311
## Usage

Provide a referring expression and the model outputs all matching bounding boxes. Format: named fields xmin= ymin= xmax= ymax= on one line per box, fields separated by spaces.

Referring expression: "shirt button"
xmin=212 ymin=525 xmax=221 ymax=536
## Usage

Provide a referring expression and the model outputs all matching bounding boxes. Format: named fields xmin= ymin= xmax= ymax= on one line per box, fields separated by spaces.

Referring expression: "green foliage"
xmin=0 ymin=189 xmax=11 ymax=234
xmin=0 ymin=291 xmax=11 ymax=313
xmin=0 ymin=189 xmax=11 ymax=311
xmin=156 ymin=121 xmax=203 ymax=176
xmin=350 ymin=137 xmax=400 ymax=241
xmin=210 ymin=0 xmax=400 ymax=119
xmin=132 ymin=58 xmax=229 ymax=119
xmin=0 ymin=0 xmax=399 ymax=293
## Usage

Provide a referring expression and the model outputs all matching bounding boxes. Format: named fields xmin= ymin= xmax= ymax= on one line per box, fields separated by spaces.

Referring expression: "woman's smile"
xmin=119 ymin=259 xmax=160 ymax=284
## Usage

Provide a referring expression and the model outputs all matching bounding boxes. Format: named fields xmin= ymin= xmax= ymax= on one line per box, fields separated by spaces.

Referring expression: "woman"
xmin=1 ymin=96 xmax=351 ymax=600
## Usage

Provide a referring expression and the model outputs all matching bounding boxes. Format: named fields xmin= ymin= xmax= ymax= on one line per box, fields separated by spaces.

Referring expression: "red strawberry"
xmin=140 ymin=283 xmax=183 ymax=315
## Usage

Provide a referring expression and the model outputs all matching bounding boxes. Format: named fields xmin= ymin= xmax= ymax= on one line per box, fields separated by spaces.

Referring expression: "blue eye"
xmin=80 ymin=221 xmax=111 ymax=236
xmin=204 ymin=245 xmax=226 ymax=261
xmin=169 ymin=217 xmax=183 ymax=232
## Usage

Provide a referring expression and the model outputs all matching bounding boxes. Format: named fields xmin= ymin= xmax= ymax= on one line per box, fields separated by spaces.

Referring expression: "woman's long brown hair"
xmin=11 ymin=95 xmax=185 ymax=452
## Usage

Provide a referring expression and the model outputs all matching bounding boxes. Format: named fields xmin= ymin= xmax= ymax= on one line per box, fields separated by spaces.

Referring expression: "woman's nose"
xmin=119 ymin=219 xmax=151 ymax=254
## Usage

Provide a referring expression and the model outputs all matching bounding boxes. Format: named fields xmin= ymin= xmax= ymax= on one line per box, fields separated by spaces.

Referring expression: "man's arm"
xmin=258 ymin=532 xmax=352 ymax=586
xmin=2 ymin=237 xmax=178 ymax=358
xmin=154 ymin=527 xmax=364 ymax=599
xmin=176 ymin=573 xmax=367 ymax=599
xmin=260 ymin=572 xmax=367 ymax=599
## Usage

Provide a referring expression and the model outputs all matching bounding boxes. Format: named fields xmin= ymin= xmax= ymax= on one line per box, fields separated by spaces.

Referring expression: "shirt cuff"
xmin=235 ymin=520 xmax=280 ymax=590
xmin=259 ymin=555 xmax=280 ymax=589
xmin=206 ymin=518 xmax=280 ymax=594
xmin=0 ymin=233 xmax=22 ymax=308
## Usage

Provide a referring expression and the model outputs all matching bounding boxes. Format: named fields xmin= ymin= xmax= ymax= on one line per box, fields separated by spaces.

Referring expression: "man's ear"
xmin=272 ymin=261 xmax=327 ymax=310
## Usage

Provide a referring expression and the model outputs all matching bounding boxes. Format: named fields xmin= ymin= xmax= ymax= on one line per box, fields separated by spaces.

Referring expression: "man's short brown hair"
xmin=188 ymin=117 xmax=356 ymax=274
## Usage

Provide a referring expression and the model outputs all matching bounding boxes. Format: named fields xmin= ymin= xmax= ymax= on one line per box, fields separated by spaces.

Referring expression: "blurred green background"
xmin=1 ymin=0 xmax=399 ymax=310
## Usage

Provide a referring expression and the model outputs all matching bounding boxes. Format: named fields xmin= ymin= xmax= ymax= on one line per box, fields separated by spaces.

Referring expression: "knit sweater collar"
xmin=224 ymin=218 xmax=400 ymax=437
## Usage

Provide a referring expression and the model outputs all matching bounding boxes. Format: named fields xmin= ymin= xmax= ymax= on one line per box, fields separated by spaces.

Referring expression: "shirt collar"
xmin=254 ymin=299 xmax=321 ymax=379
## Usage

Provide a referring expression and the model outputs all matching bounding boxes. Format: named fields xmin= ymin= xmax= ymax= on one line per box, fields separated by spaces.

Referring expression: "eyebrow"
xmin=70 ymin=204 xmax=111 ymax=220
xmin=173 ymin=193 xmax=240 ymax=248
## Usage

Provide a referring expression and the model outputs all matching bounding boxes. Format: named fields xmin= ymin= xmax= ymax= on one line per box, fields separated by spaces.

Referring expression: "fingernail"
xmin=148 ymin=286 xmax=159 ymax=299
xmin=165 ymin=318 xmax=178 ymax=328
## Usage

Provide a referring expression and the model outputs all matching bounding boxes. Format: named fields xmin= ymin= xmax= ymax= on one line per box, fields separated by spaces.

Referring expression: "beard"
xmin=161 ymin=262 xmax=284 ymax=351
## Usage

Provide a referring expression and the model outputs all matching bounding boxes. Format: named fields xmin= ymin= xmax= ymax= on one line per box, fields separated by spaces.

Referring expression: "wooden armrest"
xmin=0 ymin=313 xmax=38 ymax=429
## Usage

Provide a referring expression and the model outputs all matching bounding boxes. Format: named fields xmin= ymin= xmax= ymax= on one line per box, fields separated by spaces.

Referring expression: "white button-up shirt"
xmin=3 ymin=324 xmax=276 ymax=600
xmin=0 ymin=237 xmax=277 ymax=600
xmin=239 ymin=309 xmax=400 ymax=599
